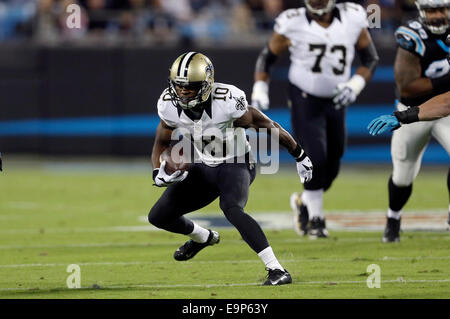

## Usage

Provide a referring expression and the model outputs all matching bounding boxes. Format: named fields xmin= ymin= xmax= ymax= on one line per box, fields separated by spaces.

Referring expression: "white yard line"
xmin=1 ymin=256 xmax=450 ymax=269
xmin=1 ymin=279 xmax=449 ymax=292
xmin=0 ymin=235 xmax=449 ymax=250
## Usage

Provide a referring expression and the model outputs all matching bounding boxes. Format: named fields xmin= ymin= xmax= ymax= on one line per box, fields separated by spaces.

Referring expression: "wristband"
xmin=430 ymin=74 xmax=450 ymax=91
xmin=152 ymin=169 xmax=159 ymax=182
xmin=253 ymin=80 xmax=269 ymax=94
xmin=394 ymin=106 xmax=419 ymax=124
xmin=346 ymin=74 xmax=366 ymax=96
xmin=289 ymin=144 xmax=305 ymax=162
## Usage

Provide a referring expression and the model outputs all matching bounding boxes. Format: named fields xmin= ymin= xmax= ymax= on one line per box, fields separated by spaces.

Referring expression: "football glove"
xmin=367 ymin=115 xmax=401 ymax=136
xmin=332 ymin=74 xmax=366 ymax=109
xmin=251 ymin=80 xmax=270 ymax=110
xmin=296 ymin=153 xmax=313 ymax=183
xmin=153 ymin=160 xmax=188 ymax=187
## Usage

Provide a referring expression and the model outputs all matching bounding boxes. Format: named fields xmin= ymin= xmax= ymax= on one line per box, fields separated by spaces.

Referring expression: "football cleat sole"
xmin=290 ymin=192 xmax=306 ymax=236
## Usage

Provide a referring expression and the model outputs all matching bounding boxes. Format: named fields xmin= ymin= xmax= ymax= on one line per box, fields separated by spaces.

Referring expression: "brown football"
xmin=160 ymin=146 xmax=191 ymax=175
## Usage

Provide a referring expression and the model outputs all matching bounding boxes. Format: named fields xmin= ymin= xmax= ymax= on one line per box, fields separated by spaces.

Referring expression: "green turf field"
xmin=0 ymin=158 xmax=448 ymax=299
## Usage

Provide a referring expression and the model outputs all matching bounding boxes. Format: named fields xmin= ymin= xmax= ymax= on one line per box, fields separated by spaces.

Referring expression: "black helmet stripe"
xmin=176 ymin=53 xmax=188 ymax=78
xmin=178 ymin=52 xmax=198 ymax=78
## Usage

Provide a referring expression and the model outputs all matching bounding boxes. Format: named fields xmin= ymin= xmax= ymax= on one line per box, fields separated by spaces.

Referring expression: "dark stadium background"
xmin=0 ymin=0 xmax=447 ymax=164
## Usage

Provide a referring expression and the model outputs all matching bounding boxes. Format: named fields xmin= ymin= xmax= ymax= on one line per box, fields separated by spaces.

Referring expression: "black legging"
xmin=288 ymin=83 xmax=347 ymax=191
xmin=148 ymin=161 xmax=269 ymax=253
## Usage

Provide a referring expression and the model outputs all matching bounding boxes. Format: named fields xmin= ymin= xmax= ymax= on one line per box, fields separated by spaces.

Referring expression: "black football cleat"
xmin=307 ymin=216 xmax=329 ymax=238
xmin=290 ymin=192 xmax=309 ymax=236
xmin=382 ymin=217 xmax=401 ymax=243
xmin=174 ymin=229 xmax=220 ymax=261
xmin=263 ymin=268 xmax=292 ymax=286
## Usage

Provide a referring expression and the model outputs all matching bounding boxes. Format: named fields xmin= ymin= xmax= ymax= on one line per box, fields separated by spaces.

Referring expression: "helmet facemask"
xmin=169 ymin=79 xmax=205 ymax=109
xmin=305 ymin=0 xmax=336 ymax=17
xmin=415 ymin=0 xmax=450 ymax=34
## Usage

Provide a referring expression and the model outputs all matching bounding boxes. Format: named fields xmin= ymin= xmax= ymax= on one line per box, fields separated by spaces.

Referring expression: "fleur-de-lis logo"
xmin=205 ymin=63 xmax=213 ymax=79
xmin=233 ymin=96 xmax=246 ymax=111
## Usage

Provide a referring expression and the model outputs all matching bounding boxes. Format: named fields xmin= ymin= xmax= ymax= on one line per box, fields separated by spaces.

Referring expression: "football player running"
xmin=251 ymin=0 xmax=379 ymax=238
xmin=368 ymin=29 xmax=450 ymax=237
xmin=149 ymin=52 xmax=313 ymax=285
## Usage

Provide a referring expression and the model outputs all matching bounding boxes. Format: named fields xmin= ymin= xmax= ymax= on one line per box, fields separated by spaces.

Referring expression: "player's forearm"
xmin=354 ymin=66 xmax=373 ymax=83
xmin=254 ymin=43 xmax=281 ymax=82
xmin=393 ymin=92 xmax=450 ymax=123
xmin=151 ymin=143 xmax=166 ymax=170
xmin=151 ymin=123 xmax=172 ymax=169
xmin=355 ymin=39 xmax=379 ymax=83
xmin=271 ymin=121 xmax=302 ymax=156
xmin=417 ymin=92 xmax=450 ymax=121
xmin=254 ymin=71 xmax=270 ymax=82
xmin=245 ymin=107 xmax=303 ymax=156
xmin=252 ymin=34 xmax=288 ymax=110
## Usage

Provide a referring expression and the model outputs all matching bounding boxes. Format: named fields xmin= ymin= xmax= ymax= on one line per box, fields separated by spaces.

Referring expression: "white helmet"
xmin=415 ymin=0 xmax=450 ymax=34
xmin=305 ymin=0 xmax=336 ymax=16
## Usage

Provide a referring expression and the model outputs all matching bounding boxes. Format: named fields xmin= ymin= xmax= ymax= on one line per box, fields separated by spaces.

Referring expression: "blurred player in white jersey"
xmin=149 ymin=52 xmax=313 ymax=285
xmin=251 ymin=0 xmax=379 ymax=238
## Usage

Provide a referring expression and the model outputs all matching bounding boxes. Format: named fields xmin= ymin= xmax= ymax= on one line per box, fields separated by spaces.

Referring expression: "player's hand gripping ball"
xmin=154 ymin=146 xmax=191 ymax=187
xmin=160 ymin=146 xmax=191 ymax=175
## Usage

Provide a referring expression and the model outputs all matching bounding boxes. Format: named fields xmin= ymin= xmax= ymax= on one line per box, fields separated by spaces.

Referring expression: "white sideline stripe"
xmin=0 ymin=210 xmax=447 ymax=234
xmin=1 ymin=256 xmax=450 ymax=268
xmin=1 ymin=279 xmax=450 ymax=291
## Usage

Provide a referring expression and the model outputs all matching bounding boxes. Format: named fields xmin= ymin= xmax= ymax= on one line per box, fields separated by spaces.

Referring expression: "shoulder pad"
xmin=157 ymin=88 xmax=178 ymax=128
xmin=395 ymin=26 xmax=426 ymax=56
xmin=338 ymin=3 xmax=368 ymax=29
xmin=274 ymin=8 xmax=303 ymax=35
xmin=212 ymin=83 xmax=248 ymax=120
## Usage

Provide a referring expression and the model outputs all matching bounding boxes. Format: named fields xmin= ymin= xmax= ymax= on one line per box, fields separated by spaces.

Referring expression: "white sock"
xmin=188 ymin=222 xmax=210 ymax=243
xmin=387 ymin=208 xmax=401 ymax=220
xmin=257 ymin=246 xmax=284 ymax=271
xmin=302 ymin=189 xmax=324 ymax=220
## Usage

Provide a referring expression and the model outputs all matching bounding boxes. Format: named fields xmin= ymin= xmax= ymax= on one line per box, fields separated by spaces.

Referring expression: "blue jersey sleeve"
xmin=395 ymin=26 xmax=426 ymax=57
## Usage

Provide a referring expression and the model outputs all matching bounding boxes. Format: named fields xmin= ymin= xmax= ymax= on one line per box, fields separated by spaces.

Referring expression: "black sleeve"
xmin=356 ymin=40 xmax=379 ymax=73
xmin=255 ymin=45 xmax=279 ymax=73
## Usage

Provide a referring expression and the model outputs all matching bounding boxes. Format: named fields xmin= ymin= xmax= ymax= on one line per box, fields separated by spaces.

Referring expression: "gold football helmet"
xmin=168 ymin=52 xmax=214 ymax=109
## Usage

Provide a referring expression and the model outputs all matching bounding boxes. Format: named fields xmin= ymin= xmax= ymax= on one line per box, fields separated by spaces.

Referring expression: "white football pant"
xmin=391 ymin=102 xmax=450 ymax=187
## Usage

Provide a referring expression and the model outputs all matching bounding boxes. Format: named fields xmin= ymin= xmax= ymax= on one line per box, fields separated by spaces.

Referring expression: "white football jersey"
xmin=157 ymin=82 xmax=251 ymax=167
xmin=274 ymin=3 xmax=368 ymax=98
